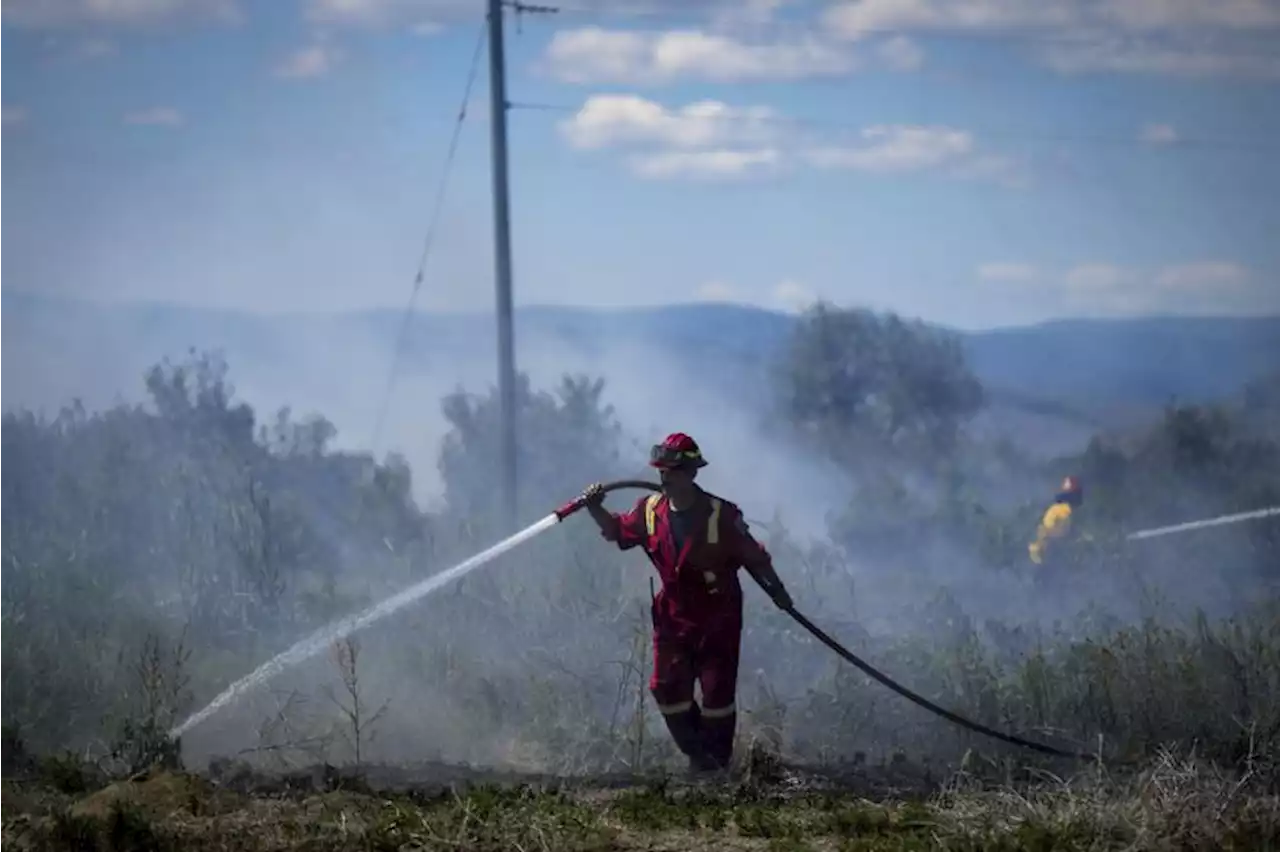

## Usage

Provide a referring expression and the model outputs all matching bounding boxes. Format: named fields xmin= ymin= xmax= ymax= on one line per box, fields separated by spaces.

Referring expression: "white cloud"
xmin=804 ymin=125 xmax=973 ymax=173
xmin=3 ymin=105 xmax=28 ymax=127
xmin=1153 ymin=261 xmax=1251 ymax=292
xmin=124 ymin=107 xmax=184 ymax=126
xmin=775 ymin=280 xmax=818 ymax=313
xmin=695 ymin=280 xmax=738 ymax=301
xmin=1097 ymin=1 xmax=1280 ymax=31
xmin=876 ymin=34 xmax=924 ymax=70
xmin=1051 ymin=260 xmax=1262 ymax=314
xmin=559 ymin=94 xmax=780 ymax=151
xmin=304 ymin=0 xmax=764 ymax=30
xmin=798 ymin=121 xmax=1026 ymax=186
xmin=823 ymin=0 xmax=1073 ymax=38
xmin=1 ymin=0 xmax=241 ymax=29
xmin=559 ymin=95 xmax=787 ymax=180
xmin=824 ymin=0 xmax=1280 ymax=37
xmin=1042 ymin=36 xmax=1280 ymax=79
xmin=978 ymin=262 xmax=1040 ymax=284
xmin=542 ymin=26 xmax=855 ymax=84
xmin=822 ymin=0 xmax=1280 ymax=78
xmin=561 ymin=96 xmax=1020 ymax=185
xmin=707 ymin=0 xmax=792 ymax=29
xmin=1140 ymin=122 xmax=1179 ymax=145
xmin=629 ymin=148 xmax=782 ymax=180
xmin=982 ymin=260 xmax=1259 ymax=314
xmin=275 ymin=44 xmax=342 ymax=79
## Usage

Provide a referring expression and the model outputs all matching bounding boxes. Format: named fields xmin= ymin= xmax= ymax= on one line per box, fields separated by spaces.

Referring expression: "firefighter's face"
xmin=659 ymin=465 xmax=695 ymax=492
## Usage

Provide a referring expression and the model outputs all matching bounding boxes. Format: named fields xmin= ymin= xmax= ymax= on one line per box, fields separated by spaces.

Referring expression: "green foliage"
xmin=768 ymin=303 xmax=1007 ymax=566
xmin=1240 ymin=369 xmax=1280 ymax=441
xmin=767 ymin=301 xmax=1277 ymax=592
xmin=771 ymin=303 xmax=984 ymax=475
xmin=2 ymin=320 xmax=1278 ymax=789
xmin=6 ymin=764 xmax=1276 ymax=852
xmin=437 ymin=372 xmax=629 ymax=529
xmin=0 ymin=351 xmax=428 ymax=756
xmin=38 ymin=754 xmax=103 ymax=796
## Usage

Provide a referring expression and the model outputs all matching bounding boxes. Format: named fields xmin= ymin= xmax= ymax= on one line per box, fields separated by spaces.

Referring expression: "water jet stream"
xmin=1125 ymin=506 xmax=1280 ymax=541
xmin=170 ymin=513 xmax=561 ymax=739
xmin=171 ymin=489 xmax=1279 ymax=745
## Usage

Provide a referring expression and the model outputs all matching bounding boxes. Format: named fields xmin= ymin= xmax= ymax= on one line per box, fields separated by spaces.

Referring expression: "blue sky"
xmin=3 ymin=0 xmax=1280 ymax=330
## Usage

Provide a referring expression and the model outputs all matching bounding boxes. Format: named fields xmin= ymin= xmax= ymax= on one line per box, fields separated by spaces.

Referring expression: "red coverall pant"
xmin=604 ymin=492 xmax=759 ymax=769
xmin=649 ymin=596 xmax=742 ymax=768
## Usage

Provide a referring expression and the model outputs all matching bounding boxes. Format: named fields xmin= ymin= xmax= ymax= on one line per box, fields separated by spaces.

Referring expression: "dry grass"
xmin=4 ymin=747 xmax=1277 ymax=852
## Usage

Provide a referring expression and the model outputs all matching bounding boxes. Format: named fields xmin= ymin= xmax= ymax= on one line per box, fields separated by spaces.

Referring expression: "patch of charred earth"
xmin=200 ymin=748 xmax=943 ymax=802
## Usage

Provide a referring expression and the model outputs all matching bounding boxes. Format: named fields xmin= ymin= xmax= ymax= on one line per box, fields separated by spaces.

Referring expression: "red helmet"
xmin=1057 ymin=475 xmax=1083 ymax=504
xmin=649 ymin=432 xmax=708 ymax=470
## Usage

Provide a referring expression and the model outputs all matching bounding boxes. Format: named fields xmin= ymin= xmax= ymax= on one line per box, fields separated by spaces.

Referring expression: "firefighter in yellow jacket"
xmin=1028 ymin=475 xmax=1083 ymax=568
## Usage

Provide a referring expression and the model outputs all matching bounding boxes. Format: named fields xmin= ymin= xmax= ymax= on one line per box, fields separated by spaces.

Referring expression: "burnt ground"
xmin=5 ymin=747 xmax=1277 ymax=850
xmin=200 ymin=744 xmax=945 ymax=802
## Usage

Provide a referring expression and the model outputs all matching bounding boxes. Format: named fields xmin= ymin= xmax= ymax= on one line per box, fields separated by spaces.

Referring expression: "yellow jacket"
xmin=1028 ymin=501 xmax=1073 ymax=565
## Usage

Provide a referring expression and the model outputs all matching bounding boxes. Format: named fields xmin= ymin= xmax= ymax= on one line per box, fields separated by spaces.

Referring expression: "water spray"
xmin=172 ymin=481 xmax=1279 ymax=762
xmin=171 ymin=480 xmax=1090 ymax=760
xmin=1125 ymin=506 xmax=1280 ymax=541
xmin=169 ymin=480 xmax=657 ymax=740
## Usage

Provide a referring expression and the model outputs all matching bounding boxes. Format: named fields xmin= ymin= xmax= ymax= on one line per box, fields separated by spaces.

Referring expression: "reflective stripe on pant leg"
xmin=650 ymin=632 xmax=705 ymax=760
xmin=701 ymin=702 xmax=736 ymax=719
xmin=657 ymin=704 xmax=707 ymax=764
xmin=697 ymin=626 xmax=741 ymax=713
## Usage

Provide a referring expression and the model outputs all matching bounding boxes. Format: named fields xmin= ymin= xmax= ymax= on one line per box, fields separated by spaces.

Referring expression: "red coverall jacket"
xmin=600 ymin=488 xmax=774 ymax=726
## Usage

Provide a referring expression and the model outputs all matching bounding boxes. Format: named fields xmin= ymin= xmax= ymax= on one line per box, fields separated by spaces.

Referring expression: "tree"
xmin=0 ymin=350 xmax=442 ymax=751
xmin=770 ymin=303 xmax=984 ymax=480
xmin=764 ymin=304 xmax=986 ymax=566
xmin=1108 ymin=404 xmax=1278 ymax=525
xmin=144 ymin=348 xmax=257 ymax=454
xmin=436 ymin=372 xmax=628 ymax=527
xmin=1240 ymin=369 xmax=1280 ymax=443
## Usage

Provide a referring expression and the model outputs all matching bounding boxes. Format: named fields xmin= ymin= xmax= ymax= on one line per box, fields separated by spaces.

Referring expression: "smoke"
xmin=3 ymin=293 xmax=1275 ymax=772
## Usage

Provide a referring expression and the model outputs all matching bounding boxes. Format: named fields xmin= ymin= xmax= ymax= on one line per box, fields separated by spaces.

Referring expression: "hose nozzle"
xmin=552 ymin=479 xmax=662 ymax=522
xmin=553 ymin=497 xmax=585 ymax=521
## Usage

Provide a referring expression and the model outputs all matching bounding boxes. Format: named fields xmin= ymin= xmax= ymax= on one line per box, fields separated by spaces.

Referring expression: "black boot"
xmin=662 ymin=705 xmax=717 ymax=770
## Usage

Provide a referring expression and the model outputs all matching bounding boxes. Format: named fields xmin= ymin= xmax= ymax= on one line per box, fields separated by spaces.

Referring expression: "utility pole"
xmin=486 ymin=0 xmax=556 ymax=531
xmin=487 ymin=0 xmax=518 ymax=531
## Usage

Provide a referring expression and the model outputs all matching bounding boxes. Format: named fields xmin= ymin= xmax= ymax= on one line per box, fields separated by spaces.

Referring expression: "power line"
xmin=509 ymin=99 xmax=1280 ymax=153
xmin=370 ymin=24 xmax=487 ymax=454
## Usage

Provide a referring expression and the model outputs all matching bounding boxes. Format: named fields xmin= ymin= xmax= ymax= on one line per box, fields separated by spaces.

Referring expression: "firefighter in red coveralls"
xmin=580 ymin=432 xmax=794 ymax=774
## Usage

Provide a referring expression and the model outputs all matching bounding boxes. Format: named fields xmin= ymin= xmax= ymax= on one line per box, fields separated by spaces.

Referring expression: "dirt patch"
xmin=70 ymin=769 xmax=243 ymax=821
xmin=203 ymin=746 xmax=943 ymax=803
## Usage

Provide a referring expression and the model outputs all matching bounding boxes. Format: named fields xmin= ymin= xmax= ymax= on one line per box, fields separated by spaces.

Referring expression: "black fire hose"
xmin=556 ymin=479 xmax=1094 ymax=762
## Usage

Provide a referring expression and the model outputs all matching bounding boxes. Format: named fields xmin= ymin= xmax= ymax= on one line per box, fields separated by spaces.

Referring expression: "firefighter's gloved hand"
xmin=581 ymin=482 xmax=606 ymax=507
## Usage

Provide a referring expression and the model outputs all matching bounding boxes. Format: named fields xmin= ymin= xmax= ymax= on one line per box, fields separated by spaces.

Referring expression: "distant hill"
xmin=5 ymin=292 xmax=1279 ymax=462
xmin=964 ymin=315 xmax=1280 ymax=408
